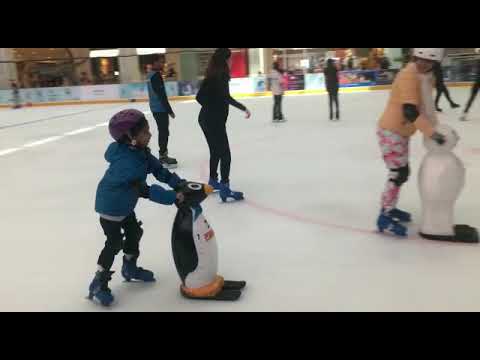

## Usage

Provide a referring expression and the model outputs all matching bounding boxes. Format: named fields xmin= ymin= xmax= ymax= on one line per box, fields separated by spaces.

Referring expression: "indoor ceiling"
xmin=12 ymin=48 xmax=71 ymax=62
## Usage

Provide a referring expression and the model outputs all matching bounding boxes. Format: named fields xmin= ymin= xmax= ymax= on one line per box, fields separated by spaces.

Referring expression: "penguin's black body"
xmin=171 ymin=182 xmax=246 ymax=301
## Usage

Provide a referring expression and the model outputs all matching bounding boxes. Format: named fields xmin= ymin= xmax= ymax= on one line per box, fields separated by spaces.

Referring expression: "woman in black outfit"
xmin=324 ymin=59 xmax=340 ymax=120
xmin=196 ymin=48 xmax=251 ymax=202
xmin=433 ymin=61 xmax=459 ymax=112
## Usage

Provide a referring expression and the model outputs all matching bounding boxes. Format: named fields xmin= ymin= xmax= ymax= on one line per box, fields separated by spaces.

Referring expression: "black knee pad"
xmin=390 ymin=165 xmax=410 ymax=186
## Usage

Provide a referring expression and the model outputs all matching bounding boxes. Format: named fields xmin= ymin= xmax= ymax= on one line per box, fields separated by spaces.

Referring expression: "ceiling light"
xmin=136 ymin=48 xmax=166 ymax=55
xmin=89 ymin=49 xmax=119 ymax=58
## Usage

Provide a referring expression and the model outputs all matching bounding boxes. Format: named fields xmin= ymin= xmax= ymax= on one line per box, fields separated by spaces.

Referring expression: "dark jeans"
xmin=273 ymin=95 xmax=284 ymax=120
xmin=435 ymin=84 xmax=456 ymax=108
xmin=97 ymin=212 xmax=143 ymax=271
xmin=465 ymin=82 xmax=480 ymax=114
xmin=153 ymin=112 xmax=169 ymax=156
xmin=328 ymin=89 xmax=339 ymax=118
xmin=199 ymin=119 xmax=231 ymax=183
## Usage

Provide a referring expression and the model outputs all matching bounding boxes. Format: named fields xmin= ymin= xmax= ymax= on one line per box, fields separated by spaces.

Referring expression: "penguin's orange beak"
xmin=204 ymin=184 xmax=214 ymax=194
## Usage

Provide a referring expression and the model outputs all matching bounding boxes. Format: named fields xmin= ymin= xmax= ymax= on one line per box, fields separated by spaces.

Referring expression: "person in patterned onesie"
xmin=377 ymin=48 xmax=447 ymax=237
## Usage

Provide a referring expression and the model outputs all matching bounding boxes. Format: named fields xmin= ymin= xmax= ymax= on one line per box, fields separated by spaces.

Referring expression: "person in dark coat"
xmin=324 ymin=59 xmax=340 ymax=120
xmin=433 ymin=62 xmax=460 ymax=112
xmin=460 ymin=58 xmax=480 ymax=121
xmin=196 ymin=48 xmax=251 ymax=202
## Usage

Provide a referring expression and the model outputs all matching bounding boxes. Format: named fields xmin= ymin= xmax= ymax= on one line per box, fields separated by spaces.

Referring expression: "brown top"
xmin=378 ymin=63 xmax=435 ymax=138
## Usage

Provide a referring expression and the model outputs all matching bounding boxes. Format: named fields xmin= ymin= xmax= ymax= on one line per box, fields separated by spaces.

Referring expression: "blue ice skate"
xmin=219 ymin=182 xmax=244 ymax=203
xmin=88 ymin=270 xmax=115 ymax=306
xmin=377 ymin=213 xmax=407 ymax=237
xmin=121 ymin=256 xmax=155 ymax=282
xmin=387 ymin=208 xmax=412 ymax=223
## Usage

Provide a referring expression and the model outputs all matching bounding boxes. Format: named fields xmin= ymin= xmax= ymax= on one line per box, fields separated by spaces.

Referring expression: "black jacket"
xmin=150 ymin=72 xmax=173 ymax=114
xmin=433 ymin=63 xmax=445 ymax=88
xmin=324 ymin=66 xmax=339 ymax=91
xmin=196 ymin=74 xmax=246 ymax=123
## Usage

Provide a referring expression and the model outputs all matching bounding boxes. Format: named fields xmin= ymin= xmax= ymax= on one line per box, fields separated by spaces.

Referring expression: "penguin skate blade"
xmin=181 ymin=288 xmax=242 ymax=301
xmin=223 ymin=280 xmax=247 ymax=290
xmin=421 ymin=225 xmax=480 ymax=243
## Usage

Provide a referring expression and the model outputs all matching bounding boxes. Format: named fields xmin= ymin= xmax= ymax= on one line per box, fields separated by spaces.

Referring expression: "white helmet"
xmin=413 ymin=48 xmax=444 ymax=62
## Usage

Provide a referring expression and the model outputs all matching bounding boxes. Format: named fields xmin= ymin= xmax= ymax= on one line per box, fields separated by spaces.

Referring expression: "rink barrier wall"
xmin=0 ymin=79 xmax=475 ymax=109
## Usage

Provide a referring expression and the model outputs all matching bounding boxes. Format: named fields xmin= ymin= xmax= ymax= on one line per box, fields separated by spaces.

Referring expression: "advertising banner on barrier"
xmin=120 ymin=83 xmax=148 ymax=99
xmin=338 ymin=70 xmax=376 ymax=87
xmin=177 ymin=81 xmax=200 ymax=96
xmin=229 ymin=77 xmax=254 ymax=94
xmin=285 ymin=72 xmax=305 ymax=90
xmin=21 ymin=88 xmax=47 ymax=103
xmin=0 ymin=90 xmax=12 ymax=104
xmin=165 ymin=81 xmax=179 ymax=97
xmin=253 ymin=76 xmax=266 ymax=92
xmin=375 ymin=69 xmax=398 ymax=85
xmin=304 ymin=73 xmax=326 ymax=90
xmin=80 ymin=85 xmax=120 ymax=100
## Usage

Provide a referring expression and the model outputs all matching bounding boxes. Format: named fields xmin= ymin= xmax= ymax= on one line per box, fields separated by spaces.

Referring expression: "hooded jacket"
xmin=95 ymin=142 xmax=182 ymax=216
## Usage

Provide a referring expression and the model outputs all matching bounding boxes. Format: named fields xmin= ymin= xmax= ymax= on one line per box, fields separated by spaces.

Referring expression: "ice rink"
xmin=1 ymin=87 xmax=479 ymax=312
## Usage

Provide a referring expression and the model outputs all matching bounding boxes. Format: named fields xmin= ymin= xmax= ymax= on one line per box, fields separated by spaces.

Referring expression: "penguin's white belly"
xmin=419 ymin=152 xmax=465 ymax=236
xmin=419 ymin=153 xmax=465 ymax=201
xmin=184 ymin=213 xmax=218 ymax=289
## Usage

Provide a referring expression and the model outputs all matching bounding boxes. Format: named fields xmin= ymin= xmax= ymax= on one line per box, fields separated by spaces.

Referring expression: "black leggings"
xmin=153 ymin=112 xmax=169 ymax=156
xmin=328 ymin=90 xmax=339 ymax=118
xmin=97 ymin=213 xmax=143 ymax=271
xmin=465 ymin=82 xmax=480 ymax=114
xmin=273 ymin=95 xmax=284 ymax=120
xmin=200 ymin=120 xmax=231 ymax=183
xmin=435 ymin=84 xmax=456 ymax=108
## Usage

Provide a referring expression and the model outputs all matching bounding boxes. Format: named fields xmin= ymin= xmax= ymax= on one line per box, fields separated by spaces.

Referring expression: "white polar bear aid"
xmin=418 ymin=123 xmax=478 ymax=242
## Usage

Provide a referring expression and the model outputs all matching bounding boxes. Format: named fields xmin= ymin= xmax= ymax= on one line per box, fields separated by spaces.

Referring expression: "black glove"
xmin=431 ymin=132 xmax=446 ymax=145
xmin=130 ymin=180 xmax=150 ymax=199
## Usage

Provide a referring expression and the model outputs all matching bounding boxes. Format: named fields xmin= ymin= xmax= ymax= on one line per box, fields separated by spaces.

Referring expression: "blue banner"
xmin=304 ymin=73 xmax=325 ymax=90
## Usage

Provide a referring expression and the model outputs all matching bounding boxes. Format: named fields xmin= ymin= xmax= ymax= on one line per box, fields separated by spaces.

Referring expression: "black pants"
xmin=435 ymin=83 xmax=456 ymax=108
xmin=153 ymin=112 xmax=169 ymax=156
xmin=465 ymin=82 xmax=480 ymax=113
xmin=327 ymin=89 xmax=339 ymax=119
xmin=97 ymin=213 xmax=143 ymax=271
xmin=273 ymin=95 xmax=284 ymax=120
xmin=199 ymin=119 xmax=231 ymax=183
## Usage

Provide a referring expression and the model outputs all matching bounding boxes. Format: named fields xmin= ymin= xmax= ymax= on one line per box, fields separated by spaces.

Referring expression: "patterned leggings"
xmin=377 ymin=128 xmax=410 ymax=212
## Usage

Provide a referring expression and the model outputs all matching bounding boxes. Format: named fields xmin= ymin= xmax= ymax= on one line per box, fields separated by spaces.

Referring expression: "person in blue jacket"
xmin=88 ymin=109 xmax=187 ymax=307
xmin=146 ymin=54 xmax=178 ymax=168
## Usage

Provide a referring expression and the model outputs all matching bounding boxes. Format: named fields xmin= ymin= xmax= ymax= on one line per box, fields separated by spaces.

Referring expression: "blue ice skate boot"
xmin=386 ymin=208 xmax=412 ymax=223
xmin=121 ymin=256 xmax=155 ymax=282
xmin=377 ymin=212 xmax=407 ymax=237
xmin=208 ymin=177 xmax=222 ymax=192
xmin=88 ymin=270 xmax=115 ymax=306
xmin=219 ymin=182 xmax=244 ymax=203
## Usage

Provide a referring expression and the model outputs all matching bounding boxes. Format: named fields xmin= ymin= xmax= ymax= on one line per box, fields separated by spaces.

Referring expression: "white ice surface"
xmin=0 ymin=87 xmax=479 ymax=312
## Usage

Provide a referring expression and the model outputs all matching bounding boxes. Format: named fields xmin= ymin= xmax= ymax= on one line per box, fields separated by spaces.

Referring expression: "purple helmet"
xmin=109 ymin=109 xmax=145 ymax=141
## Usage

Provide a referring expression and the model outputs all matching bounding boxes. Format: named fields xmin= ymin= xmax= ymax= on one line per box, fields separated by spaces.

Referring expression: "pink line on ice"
xmin=199 ymin=160 xmax=376 ymax=235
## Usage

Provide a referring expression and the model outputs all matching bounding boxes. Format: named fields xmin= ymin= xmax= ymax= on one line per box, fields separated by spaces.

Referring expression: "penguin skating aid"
xmin=418 ymin=124 xmax=479 ymax=243
xmin=171 ymin=182 xmax=246 ymax=301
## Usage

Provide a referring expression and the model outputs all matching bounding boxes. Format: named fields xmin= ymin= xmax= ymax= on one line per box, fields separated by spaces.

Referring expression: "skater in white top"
xmin=268 ymin=62 xmax=286 ymax=122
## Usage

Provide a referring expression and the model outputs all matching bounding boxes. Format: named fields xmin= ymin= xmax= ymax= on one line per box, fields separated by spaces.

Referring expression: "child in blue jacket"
xmin=88 ymin=109 xmax=186 ymax=306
